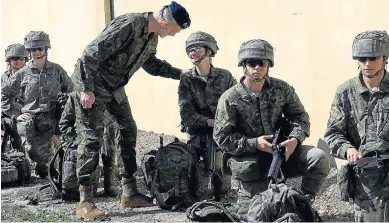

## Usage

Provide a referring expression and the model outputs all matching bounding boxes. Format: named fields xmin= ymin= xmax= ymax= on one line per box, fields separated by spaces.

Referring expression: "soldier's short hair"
xmin=158 ymin=6 xmax=178 ymax=25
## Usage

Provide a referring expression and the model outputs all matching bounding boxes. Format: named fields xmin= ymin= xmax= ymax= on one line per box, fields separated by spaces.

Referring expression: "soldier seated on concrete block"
xmin=324 ymin=30 xmax=389 ymax=222
xmin=1 ymin=31 xmax=74 ymax=179
xmin=178 ymin=31 xmax=237 ymax=200
xmin=213 ymin=38 xmax=330 ymax=202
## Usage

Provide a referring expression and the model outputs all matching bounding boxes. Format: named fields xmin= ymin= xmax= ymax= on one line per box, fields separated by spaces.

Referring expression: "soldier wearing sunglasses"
xmin=213 ymin=39 xmax=330 ymax=202
xmin=1 ymin=31 xmax=74 ymax=179
xmin=325 ymin=30 xmax=389 ymax=222
xmin=1 ymin=44 xmax=29 ymax=152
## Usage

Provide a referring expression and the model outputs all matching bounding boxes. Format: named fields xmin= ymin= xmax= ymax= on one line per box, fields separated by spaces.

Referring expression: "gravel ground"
xmin=1 ymin=130 xmax=354 ymax=222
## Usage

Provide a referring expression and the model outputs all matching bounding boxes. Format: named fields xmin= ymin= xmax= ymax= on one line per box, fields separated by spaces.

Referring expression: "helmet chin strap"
xmin=243 ymin=65 xmax=267 ymax=82
xmin=192 ymin=55 xmax=207 ymax=65
xmin=361 ymin=60 xmax=386 ymax=79
xmin=191 ymin=48 xmax=212 ymax=65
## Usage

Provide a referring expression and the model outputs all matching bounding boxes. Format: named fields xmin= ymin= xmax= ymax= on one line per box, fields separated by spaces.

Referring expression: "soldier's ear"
xmin=160 ymin=20 xmax=169 ymax=28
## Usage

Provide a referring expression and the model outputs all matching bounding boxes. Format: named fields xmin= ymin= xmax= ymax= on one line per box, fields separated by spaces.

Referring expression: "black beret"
xmin=169 ymin=1 xmax=191 ymax=29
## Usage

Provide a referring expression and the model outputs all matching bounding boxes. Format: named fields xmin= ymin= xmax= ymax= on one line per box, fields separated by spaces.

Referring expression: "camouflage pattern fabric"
xmin=151 ymin=139 xmax=198 ymax=209
xmin=56 ymin=95 xmax=103 ymax=200
xmin=185 ymin=32 xmax=219 ymax=56
xmin=71 ymin=12 xmax=183 ymax=186
xmin=325 ymin=72 xmax=389 ymax=221
xmin=101 ymin=112 xmax=120 ymax=177
xmin=71 ymin=12 xmax=181 ymax=93
xmin=238 ymin=39 xmax=274 ymax=67
xmin=1 ymin=60 xmax=73 ymax=168
xmin=178 ymin=66 xmax=237 ymax=137
xmin=178 ymin=66 xmax=236 ymax=199
xmin=246 ymin=183 xmax=321 ymax=222
xmin=4 ymin=43 xmax=29 ymax=62
xmin=352 ymin=30 xmax=389 ymax=59
xmin=213 ymin=77 xmax=330 ymax=199
xmin=325 ymin=72 xmax=389 ymax=159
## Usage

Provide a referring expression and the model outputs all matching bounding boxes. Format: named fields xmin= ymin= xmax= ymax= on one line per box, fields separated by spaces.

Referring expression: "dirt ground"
xmin=1 ymin=130 xmax=355 ymax=222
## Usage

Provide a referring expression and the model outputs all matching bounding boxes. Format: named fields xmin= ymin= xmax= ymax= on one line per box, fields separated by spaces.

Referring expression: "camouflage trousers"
xmin=2 ymin=116 xmax=22 ymax=152
xmin=235 ymin=145 xmax=330 ymax=201
xmin=101 ymin=118 xmax=120 ymax=177
xmin=72 ymin=87 xmax=137 ymax=186
xmin=16 ymin=112 xmax=56 ymax=168
xmin=353 ymin=167 xmax=389 ymax=222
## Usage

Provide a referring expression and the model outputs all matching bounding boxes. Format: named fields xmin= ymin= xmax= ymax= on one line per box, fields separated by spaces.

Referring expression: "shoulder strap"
xmin=186 ymin=201 xmax=243 ymax=222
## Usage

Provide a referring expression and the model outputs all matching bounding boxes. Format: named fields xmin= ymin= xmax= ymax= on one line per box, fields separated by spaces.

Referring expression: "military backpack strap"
xmin=48 ymin=143 xmax=64 ymax=194
xmin=186 ymin=201 xmax=243 ymax=222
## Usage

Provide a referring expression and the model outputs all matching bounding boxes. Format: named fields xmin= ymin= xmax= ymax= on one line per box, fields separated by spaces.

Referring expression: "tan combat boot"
xmin=120 ymin=177 xmax=153 ymax=208
xmin=103 ymin=166 xmax=120 ymax=197
xmin=76 ymin=185 xmax=105 ymax=221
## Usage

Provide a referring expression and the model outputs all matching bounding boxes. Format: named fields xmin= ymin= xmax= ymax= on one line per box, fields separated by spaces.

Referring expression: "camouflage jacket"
xmin=1 ymin=71 xmax=23 ymax=117
xmin=1 ymin=71 xmax=11 ymax=85
xmin=213 ymin=76 xmax=310 ymax=156
xmin=71 ymin=12 xmax=182 ymax=93
xmin=324 ymin=71 xmax=389 ymax=159
xmin=1 ymin=60 xmax=73 ymax=118
xmin=178 ymin=66 xmax=237 ymax=129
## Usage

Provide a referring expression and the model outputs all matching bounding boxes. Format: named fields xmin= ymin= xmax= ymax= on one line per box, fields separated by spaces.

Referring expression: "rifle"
xmin=267 ymin=118 xmax=292 ymax=184
xmin=186 ymin=125 xmax=221 ymax=201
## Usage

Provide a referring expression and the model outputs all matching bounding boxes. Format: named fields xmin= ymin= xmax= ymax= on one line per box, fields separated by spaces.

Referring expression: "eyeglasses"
xmin=30 ymin=47 xmax=44 ymax=52
xmin=10 ymin=57 xmax=25 ymax=61
xmin=186 ymin=46 xmax=205 ymax=54
xmin=357 ymin=57 xmax=380 ymax=62
xmin=245 ymin=59 xmax=269 ymax=67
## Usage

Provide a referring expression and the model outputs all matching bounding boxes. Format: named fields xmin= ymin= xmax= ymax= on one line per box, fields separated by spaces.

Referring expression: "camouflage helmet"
xmin=4 ymin=44 xmax=29 ymax=62
xmin=352 ymin=30 xmax=389 ymax=59
xmin=24 ymin=31 xmax=51 ymax=49
xmin=238 ymin=39 xmax=274 ymax=67
xmin=185 ymin=31 xmax=219 ymax=56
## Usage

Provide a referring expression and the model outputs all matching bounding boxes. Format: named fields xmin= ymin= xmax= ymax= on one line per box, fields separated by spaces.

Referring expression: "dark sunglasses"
xmin=10 ymin=57 xmax=25 ymax=61
xmin=186 ymin=45 xmax=205 ymax=54
xmin=30 ymin=47 xmax=44 ymax=52
xmin=357 ymin=57 xmax=380 ymax=62
xmin=245 ymin=59 xmax=269 ymax=67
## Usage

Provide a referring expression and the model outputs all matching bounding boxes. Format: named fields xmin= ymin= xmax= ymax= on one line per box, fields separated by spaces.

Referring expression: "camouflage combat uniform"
xmin=213 ymin=39 xmax=330 ymax=201
xmin=1 ymin=31 xmax=74 ymax=178
xmin=1 ymin=44 xmax=29 ymax=152
xmin=69 ymin=7 xmax=193 ymax=216
xmin=59 ymin=93 xmax=119 ymax=196
xmin=325 ymin=30 xmax=389 ymax=222
xmin=71 ymin=12 xmax=184 ymax=186
xmin=179 ymin=31 xmax=237 ymax=196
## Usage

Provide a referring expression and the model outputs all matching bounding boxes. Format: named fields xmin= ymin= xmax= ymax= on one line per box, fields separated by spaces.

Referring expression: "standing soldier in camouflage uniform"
xmin=1 ymin=44 xmax=29 ymax=152
xmin=178 ymin=31 xmax=236 ymax=199
xmin=70 ymin=1 xmax=191 ymax=220
xmin=325 ymin=30 xmax=389 ymax=222
xmin=213 ymin=39 xmax=330 ymax=201
xmin=1 ymin=31 xmax=74 ymax=179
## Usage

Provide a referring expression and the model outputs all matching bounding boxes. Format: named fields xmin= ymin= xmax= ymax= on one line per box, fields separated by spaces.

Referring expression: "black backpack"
xmin=142 ymin=137 xmax=198 ymax=210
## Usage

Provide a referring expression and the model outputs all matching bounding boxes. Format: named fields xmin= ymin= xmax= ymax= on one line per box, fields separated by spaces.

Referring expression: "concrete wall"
xmin=113 ymin=0 xmax=389 ymax=145
xmin=2 ymin=0 xmax=389 ymax=150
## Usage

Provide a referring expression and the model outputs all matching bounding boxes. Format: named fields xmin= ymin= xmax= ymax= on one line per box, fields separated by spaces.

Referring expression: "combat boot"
xmin=120 ymin=177 xmax=153 ymax=208
xmin=76 ymin=185 xmax=105 ymax=221
xmin=103 ymin=166 xmax=120 ymax=197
